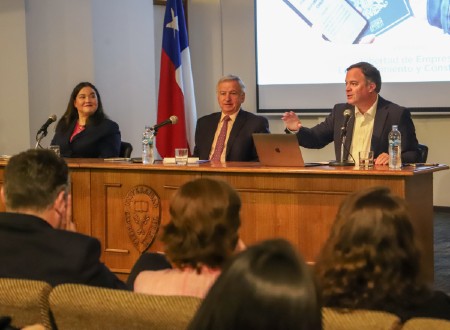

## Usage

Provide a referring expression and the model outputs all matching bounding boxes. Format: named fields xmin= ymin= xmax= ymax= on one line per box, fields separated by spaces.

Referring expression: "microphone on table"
xmin=35 ymin=114 xmax=57 ymax=149
xmin=151 ymin=115 xmax=178 ymax=132
xmin=329 ymin=109 xmax=355 ymax=166
xmin=37 ymin=114 xmax=57 ymax=136
xmin=340 ymin=109 xmax=352 ymax=139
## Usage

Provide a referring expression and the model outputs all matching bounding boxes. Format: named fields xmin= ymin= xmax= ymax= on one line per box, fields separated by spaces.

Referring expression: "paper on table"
xmin=163 ymin=157 xmax=200 ymax=164
xmin=104 ymin=157 xmax=131 ymax=162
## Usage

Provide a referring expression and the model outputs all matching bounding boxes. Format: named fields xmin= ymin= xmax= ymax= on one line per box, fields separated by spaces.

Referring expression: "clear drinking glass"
xmin=175 ymin=148 xmax=188 ymax=165
xmin=358 ymin=150 xmax=374 ymax=168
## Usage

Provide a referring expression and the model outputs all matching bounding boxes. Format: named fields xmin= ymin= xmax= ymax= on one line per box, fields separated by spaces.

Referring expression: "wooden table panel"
xmin=0 ymin=159 xmax=447 ymax=282
xmin=88 ymin=169 xmax=199 ymax=275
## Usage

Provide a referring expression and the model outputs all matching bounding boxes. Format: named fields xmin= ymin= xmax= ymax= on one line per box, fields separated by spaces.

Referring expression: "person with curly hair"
xmin=315 ymin=186 xmax=450 ymax=321
xmin=132 ymin=178 xmax=242 ymax=297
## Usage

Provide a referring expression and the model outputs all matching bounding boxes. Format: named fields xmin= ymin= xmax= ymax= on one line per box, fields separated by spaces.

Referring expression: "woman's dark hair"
xmin=346 ymin=62 xmax=382 ymax=93
xmin=55 ymin=82 xmax=107 ymax=131
xmin=316 ymin=186 xmax=429 ymax=310
xmin=161 ymin=178 xmax=241 ymax=271
xmin=188 ymin=239 xmax=322 ymax=330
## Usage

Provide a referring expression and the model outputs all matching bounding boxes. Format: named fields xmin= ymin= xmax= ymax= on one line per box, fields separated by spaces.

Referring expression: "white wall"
xmin=1 ymin=0 xmax=156 ymax=157
xmin=0 ymin=0 xmax=30 ymax=154
xmin=92 ymin=0 xmax=157 ymax=151
xmin=0 ymin=0 xmax=449 ymax=206
xmin=25 ymin=0 xmax=95 ymax=149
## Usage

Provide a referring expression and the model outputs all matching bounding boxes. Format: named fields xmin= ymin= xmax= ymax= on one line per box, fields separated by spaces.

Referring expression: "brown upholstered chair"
xmin=0 ymin=278 xmax=52 ymax=329
xmin=402 ymin=317 xmax=450 ymax=330
xmin=322 ymin=307 xmax=402 ymax=330
xmin=49 ymin=284 xmax=202 ymax=330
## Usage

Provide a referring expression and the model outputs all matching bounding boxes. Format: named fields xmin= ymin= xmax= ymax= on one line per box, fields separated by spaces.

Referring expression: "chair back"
xmin=49 ymin=284 xmax=202 ymax=330
xmin=0 ymin=278 xmax=52 ymax=329
xmin=402 ymin=317 xmax=450 ymax=330
xmin=417 ymin=143 xmax=428 ymax=163
xmin=322 ymin=307 xmax=401 ymax=330
xmin=120 ymin=141 xmax=133 ymax=158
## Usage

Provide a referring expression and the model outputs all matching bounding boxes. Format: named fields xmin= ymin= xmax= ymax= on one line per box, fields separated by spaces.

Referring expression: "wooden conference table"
xmin=0 ymin=159 xmax=447 ymax=282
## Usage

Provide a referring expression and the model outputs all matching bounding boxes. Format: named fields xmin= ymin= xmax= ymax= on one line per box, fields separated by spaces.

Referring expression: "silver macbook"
xmin=253 ymin=133 xmax=324 ymax=167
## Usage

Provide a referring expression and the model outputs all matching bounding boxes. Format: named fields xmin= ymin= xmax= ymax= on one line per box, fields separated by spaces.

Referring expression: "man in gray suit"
xmin=193 ymin=75 xmax=270 ymax=162
xmin=0 ymin=149 xmax=126 ymax=289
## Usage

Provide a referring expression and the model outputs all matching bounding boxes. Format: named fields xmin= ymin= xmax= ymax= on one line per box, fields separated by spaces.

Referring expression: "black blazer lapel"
xmin=204 ymin=113 xmax=222 ymax=157
xmin=225 ymin=110 xmax=246 ymax=158
xmin=371 ymin=97 xmax=389 ymax=155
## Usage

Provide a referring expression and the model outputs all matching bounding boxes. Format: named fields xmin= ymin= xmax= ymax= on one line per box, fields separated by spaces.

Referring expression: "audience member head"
xmin=161 ymin=178 xmax=241 ymax=272
xmin=316 ymin=186 xmax=427 ymax=310
xmin=57 ymin=81 xmax=107 ymax=130
xmin=1 ymin=149 xmax=71 ymax=229
xmin=346 ymin=61 xmax=382 ymax=93
xmin=188 ymin=238 xmax=322 ymax=330
xmin=216 ymin=74 xmax=246 ymax=116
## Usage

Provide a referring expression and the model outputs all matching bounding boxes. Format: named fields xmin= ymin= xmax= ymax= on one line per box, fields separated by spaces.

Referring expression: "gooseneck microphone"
xmin=340 ymin=109 xmax=352 ymax=138
xmin=329 ymin=109 xmax=355 ymax=166
xmin=37 ymin=114 xmax=57 ymax=135
xmin=35 ymin=114 xmax=58 ymax=149
xmin=152 ymin=115 xmax=178 ymax=131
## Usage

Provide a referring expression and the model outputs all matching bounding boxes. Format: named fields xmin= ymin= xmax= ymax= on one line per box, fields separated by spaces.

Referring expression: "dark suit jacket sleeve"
xmin=398 ymin=108 xmax=419 ymax=163
xmin=386 ymin=290 xmax=450 ymax=322
xmin=76 ymin=237 xmax=127 ymax=290
xmin=370 ymin=98 xmax=419 ymax=163
xmin=296 ymin=110 xmax=336 ymax=149
xmin=97 ymin=120 xmax=121 ymax=158
xmin=296 ymin=100 xmax=419 ymax=163
xmin=193 ymin=113 xmax=220 ymax=160
xmin=224 ymin=110 xmax=270 ymax=161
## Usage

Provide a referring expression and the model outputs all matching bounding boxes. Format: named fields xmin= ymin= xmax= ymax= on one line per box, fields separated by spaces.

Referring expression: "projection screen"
xmin=255 ymin=0 xmax=450 ymax=115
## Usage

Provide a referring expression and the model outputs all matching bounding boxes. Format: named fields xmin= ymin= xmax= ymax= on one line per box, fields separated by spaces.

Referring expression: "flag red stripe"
xmin=156 ymin=51 xmax=188 ymax=157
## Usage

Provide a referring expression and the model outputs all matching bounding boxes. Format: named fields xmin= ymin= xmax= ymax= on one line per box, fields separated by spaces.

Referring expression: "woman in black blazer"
xmin=51 ymin=82 xmax=121 ymax=158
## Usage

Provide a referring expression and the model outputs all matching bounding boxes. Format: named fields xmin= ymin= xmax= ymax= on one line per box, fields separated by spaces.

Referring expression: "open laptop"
xmin=253 ymin=133 xmax=324 ymax=167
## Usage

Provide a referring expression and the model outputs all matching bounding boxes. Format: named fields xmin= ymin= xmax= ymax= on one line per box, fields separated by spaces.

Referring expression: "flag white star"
xmin=166 ymin=8 xmax=179 ymax=37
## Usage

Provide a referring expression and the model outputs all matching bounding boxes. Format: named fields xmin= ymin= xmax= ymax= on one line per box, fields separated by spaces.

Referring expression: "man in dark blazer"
xmin=0 ymin=149 xmax=126 ymax=290
xmin=282 ymin=62 xmax=419 ymax=164
xmin=193 ymin=75 xmax=270 ymax=162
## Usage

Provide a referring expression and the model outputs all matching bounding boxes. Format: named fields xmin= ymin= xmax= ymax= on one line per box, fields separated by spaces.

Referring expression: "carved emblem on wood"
xmin=124 ymin=185 xmax=161 ymax=253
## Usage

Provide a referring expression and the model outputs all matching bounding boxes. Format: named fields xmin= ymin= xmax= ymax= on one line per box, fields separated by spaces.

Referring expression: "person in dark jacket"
xmin=193 ymin=75 xmax=269 ymax=162
xmin=51 ymin=81 xmax=121 ymax=158
xmin=0 ymin=149 xmax=126 ymax=290
xmin=282 ymin=62 xmax=419 ymax=165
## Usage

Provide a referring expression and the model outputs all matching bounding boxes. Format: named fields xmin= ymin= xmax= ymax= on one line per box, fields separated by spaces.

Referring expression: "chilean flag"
xmin=156 ymin=0 xmax=197 ymax=158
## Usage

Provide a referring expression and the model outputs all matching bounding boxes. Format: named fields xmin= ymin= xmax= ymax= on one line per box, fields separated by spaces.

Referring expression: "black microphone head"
xmin=343 ymin=109 xmax=352 ymax=118
xmin=169 ymin=115 xmax=178 ymax=124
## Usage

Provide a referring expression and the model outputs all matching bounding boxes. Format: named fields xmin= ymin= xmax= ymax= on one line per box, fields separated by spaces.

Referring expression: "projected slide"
xmin=255 ymin=0 xmax=450 ymax=114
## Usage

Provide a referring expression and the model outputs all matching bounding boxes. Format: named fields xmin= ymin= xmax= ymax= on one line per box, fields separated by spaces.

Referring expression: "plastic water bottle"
xmin=388 ymin=125 xmax=402 ymax=169
xmin=142 ymin=126 xmax=154 ymax=164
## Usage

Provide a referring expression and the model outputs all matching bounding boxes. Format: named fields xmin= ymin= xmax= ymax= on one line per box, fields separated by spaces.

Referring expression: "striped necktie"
xmin=210 ymin=115 xmax=230 ymax=161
